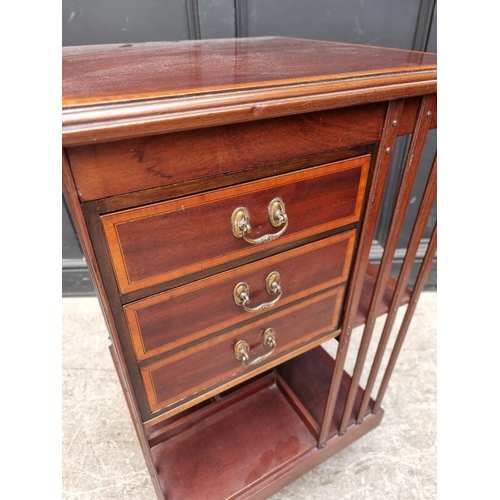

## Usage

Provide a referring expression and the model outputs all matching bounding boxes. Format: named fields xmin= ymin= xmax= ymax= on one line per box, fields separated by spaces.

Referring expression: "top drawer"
xmin=102 ymin=155 xmax=370 ymax=294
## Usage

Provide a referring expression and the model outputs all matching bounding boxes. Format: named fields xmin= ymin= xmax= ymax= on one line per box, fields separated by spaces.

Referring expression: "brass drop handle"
xmin=234 ymin=328 xmax=277 ymax=366
xmin=231 ymin=197 xmax=288 ymax=245
xmin=233 ymin=271 xmax=282 ymax=313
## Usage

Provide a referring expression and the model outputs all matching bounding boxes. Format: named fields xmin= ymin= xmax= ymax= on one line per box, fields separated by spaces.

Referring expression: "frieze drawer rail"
xmin=62 ymin=37 xmax=437 ymax=500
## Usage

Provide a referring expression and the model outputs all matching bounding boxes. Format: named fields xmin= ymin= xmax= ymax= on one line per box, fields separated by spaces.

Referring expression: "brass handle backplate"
xmin=233 ymin=271 xmax=282 ymax=313
xmin=234 ymin=328 xmax=277 ymax=366
xmin=231 ymin=197 xmax=288 ymax=245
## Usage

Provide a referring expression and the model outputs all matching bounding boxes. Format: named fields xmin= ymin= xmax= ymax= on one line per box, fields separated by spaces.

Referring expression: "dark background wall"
xmin=62 ymin=0 xmax=437 ymax=296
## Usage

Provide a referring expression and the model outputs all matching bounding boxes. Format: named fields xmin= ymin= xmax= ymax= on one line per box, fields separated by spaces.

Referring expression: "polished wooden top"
xmin=63 ymin=37 xmax=436 ymax=107
xmin=62 ymin=37 xmax=437 ymax=146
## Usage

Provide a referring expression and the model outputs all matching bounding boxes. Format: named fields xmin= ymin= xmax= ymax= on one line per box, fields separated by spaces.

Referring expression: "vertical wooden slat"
xmin=374 ymin=223 xmax=437 ymax=412
xmin=338 ymin=95 xmax=435 ymax=434
xmin=317 ymin=99 xmax=404 ymax=447
xmin=356 ymin=155 xmax=436 ymax=421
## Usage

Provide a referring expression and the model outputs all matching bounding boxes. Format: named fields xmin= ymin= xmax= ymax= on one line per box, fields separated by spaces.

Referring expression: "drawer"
xmin=141 ymin=286 xmax=345 ymax=413
xmin=125 ymin=230 xmax=355 ymax=361
xmin=102 ymin=155 xmax=370 ymax=294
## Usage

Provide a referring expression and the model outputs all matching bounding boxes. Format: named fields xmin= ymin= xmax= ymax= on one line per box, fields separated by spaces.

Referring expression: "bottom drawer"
xmin=141 ymin=286 xmax=345 ymax=413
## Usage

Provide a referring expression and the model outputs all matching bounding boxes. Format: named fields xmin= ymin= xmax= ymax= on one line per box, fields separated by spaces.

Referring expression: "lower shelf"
xmin=147 ymin=346 xmax=382 ymax=500
xmin=354 ymin=262 xmax=412 ymax=328
xmin=277 ymin=346 xmax=374 ymax=440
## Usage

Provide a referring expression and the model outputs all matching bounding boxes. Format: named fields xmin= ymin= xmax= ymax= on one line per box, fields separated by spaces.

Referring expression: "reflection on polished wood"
xmin=62 ymin=38 xmax=436 ymax=145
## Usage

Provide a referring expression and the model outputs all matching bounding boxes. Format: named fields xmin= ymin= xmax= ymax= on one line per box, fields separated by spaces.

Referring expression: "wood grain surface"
xmin=102 ymin=155 xmax=369 ymax=294
xmin=63 ymin=38 xmax=437 ymax=107
xmin=67 ymin=104 xmax=383 ymax=201
xmin=151 ymin=374 xmax=316 ymax=500
xmin=141 ymin=286 xmax=344 ymax=413
xmin=62 ymin=38 xmax=436 ymax=145
xmin=125 ymin=230 xmax=355 ymax=361
xmin=317 ymin=98 xmax=406 ymax=446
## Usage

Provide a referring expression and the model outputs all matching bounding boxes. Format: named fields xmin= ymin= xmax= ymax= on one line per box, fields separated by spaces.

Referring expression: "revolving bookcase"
xmin=62 ymin=37 xmax=437 ymax=499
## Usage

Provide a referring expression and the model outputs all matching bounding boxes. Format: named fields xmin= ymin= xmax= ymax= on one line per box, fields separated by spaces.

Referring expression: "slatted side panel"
xmin=319 ymin=94 xmax=437 ymax=445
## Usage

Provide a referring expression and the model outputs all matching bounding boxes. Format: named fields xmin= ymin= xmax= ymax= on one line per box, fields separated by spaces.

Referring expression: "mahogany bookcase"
xmin=62 ymin=37 xmax=437 ymax=499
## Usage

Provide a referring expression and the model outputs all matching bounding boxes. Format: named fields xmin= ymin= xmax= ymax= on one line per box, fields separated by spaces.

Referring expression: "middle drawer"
xmin=125 ymin=230 xmax=356 ymax=362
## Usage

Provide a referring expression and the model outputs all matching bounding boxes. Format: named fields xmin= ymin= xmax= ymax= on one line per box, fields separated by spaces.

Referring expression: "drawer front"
xmin=125 ymin=231 xmax=355 ymax=361
xmin=102 ymin=155 xmax=369 ymax=294
xmin=140 ymin=286 xmax=345 ymax=413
